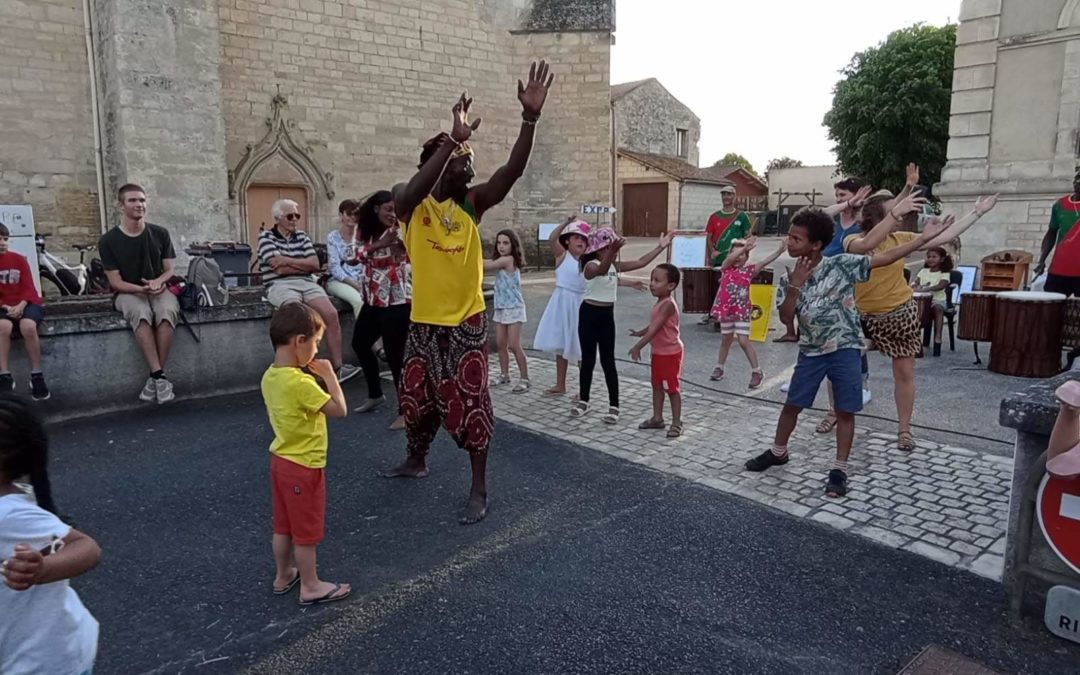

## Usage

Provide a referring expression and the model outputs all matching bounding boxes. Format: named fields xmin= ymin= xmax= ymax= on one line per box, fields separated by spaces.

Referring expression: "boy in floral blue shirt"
xmin=744 ymin=208 xmax=946 ymax=497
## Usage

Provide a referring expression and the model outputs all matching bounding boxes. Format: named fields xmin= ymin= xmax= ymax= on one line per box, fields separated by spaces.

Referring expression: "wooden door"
xmin=246 ymin=185 xmax=310 ymax=246
xmin=622 ymin=183 xmax=669 ymax=237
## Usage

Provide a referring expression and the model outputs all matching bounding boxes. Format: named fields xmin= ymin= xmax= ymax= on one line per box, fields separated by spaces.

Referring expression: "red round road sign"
xmin=1037 ymin=474 xmax=1080 ymax=575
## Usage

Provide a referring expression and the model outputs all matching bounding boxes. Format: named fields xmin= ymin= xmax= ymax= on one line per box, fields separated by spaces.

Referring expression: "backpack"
xmin=184 ymin=256 xmax=228 ymax=309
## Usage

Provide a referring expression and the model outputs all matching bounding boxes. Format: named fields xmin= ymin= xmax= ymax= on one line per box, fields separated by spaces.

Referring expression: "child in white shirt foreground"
xmin=0 ymin=393 xmax=101 ymax=675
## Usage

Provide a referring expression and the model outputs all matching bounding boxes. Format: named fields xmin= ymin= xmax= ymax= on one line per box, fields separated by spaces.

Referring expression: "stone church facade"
xmin=0 ymin=0 xmax=615 ymax=260
xmin=938 ymin=0 xmax=1080 ymax=264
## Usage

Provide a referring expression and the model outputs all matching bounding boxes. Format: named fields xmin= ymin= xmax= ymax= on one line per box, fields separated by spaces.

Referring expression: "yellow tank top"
xmin=403 ymin=195 xmax=485 ymax=326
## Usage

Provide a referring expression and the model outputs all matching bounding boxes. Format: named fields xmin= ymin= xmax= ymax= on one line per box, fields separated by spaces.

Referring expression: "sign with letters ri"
xmin=1045 ymin=586 xmax=1080 ymax=645
xmin=1036 ymin=474 xmax=1080 ymax=574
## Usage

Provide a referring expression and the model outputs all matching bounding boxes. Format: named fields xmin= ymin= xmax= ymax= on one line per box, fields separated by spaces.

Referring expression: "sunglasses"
xmin=285 ymin=213 xmax=301 ymax=221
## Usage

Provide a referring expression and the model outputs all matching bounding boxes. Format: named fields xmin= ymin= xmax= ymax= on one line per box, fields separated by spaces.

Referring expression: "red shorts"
xmin=270 ymin=454 xmax=326 ymax=546
xmin=651 ymin=351 xmax=683 ymax=394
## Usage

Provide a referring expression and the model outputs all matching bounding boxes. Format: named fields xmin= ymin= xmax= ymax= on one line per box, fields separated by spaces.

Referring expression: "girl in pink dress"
xmin=709 ymin=237 xmax=786 ymax=389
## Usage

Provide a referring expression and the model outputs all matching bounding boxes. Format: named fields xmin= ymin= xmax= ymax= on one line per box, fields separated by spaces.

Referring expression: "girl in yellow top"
xmin=383 ymin=62 xmax=555 ymax=526
xmin=912 ymin=247 xmax=954 ymax=357
xmin=843 ymin=187 xmax=997 ymax=452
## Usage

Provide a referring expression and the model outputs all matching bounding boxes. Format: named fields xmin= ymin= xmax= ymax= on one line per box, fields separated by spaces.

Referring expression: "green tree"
xmin=823 ymin=23 xmax=956 ymax=193
xmin=765 ymin=156 xmax=804 ymax=179
xmin=714 ymin=152 xmax=756 ymax=176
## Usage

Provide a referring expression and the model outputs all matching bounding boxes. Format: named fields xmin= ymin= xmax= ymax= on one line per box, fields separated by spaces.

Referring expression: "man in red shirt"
xmin=0 ymin=222 xmax=49 ymax=400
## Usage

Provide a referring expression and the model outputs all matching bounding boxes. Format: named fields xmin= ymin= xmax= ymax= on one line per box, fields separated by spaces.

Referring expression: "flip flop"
xmin=272 ymin=570 xmax=300 ymax=596
xmin=1048 ymin=443 xmax=1080 ymax=479
xmin=299 ymin=583 xmax=351 ymax=606
xmin=773 ymin=335 xmax=799 ymax=343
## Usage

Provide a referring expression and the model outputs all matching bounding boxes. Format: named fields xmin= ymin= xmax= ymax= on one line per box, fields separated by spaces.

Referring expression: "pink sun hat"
xmin=585 ymin=226 xmax=619 ymax=255
xmin=561 ymin=218 xmax=591 ymax=240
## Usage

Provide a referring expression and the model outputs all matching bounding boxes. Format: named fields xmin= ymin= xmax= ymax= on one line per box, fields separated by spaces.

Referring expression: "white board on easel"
xmin=668 ymin=233 xmax=709 ymax=269
xmin=537 ymin=223 xmax=560 ymax=241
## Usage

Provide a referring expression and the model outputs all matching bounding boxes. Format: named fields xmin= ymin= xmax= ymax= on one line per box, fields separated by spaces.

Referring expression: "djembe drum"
xmin=1062 ymin=298 xmax=1080 ymax=349
xmin=913 ymin=292 xmax=933 ymax=329
xmin=681 ymin=267 xmax=718 ymax=314
xmin=958 ymin=292 xmax=996 ymax=342
xmin=989 ymin=291 xmax=1065 ymax=378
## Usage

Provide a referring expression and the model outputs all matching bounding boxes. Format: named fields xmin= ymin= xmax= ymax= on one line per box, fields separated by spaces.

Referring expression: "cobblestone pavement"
xmin=493 ymin=356 xmax=1013 ymax=581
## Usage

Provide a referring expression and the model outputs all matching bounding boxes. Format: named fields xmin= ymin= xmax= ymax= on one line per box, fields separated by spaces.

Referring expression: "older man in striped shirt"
xmin=257 ymin=198 xmax=359 ymax=382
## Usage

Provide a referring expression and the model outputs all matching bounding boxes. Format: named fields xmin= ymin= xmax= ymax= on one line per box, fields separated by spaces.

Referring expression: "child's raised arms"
xmin=484 ymin=255 xmax=516 ymax=273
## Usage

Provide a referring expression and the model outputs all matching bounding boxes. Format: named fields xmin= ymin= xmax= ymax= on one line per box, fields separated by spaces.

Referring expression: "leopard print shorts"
xmin=861 ymin=298 xmax=921 ymax=359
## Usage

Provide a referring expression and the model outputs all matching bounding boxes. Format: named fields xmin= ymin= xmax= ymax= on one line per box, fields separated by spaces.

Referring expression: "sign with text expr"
xmin=581 ymin=205 xmax=616 ymax=215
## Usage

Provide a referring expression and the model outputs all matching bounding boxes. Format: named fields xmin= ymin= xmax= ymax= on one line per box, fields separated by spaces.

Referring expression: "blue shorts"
xmin=0 ymin=303 xmax=44 ymax=338
xmin=786 ymin=348 xmax=864 ymax=413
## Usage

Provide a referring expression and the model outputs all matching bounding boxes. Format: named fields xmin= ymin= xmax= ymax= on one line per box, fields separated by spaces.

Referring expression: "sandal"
xmin=496 ymin=374 xmax=511 ymax=385
xmin=570 ymin=400 xmax=590 ymax=418
xmin=602 ymin=406 xmax=620 ymax=424
xmin=512 ymin=379 xmax=530 ymax=394
xmin=710 ymin=365 xmax=724 ymax=381
xmin=666 ymin=422 xmax=683 ymax=438
xmin=898 ymin=430 xmax=916 ymax=453
xmin=299 ymin=582 xmax=352 ymax=606
xmin=272 ymin=570 xmax=301 ymax=596
xmin=638 ymin=417 xmax=665 ymax=430
xmin=749 ymin=370 xmax=763 ymax=389
xmin=815 ymin=414 xmax=837 ymax=435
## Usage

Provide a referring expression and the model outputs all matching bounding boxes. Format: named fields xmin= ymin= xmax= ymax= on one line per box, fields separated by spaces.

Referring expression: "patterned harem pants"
xmin=401 ymin=312 xmax=494 ymax=456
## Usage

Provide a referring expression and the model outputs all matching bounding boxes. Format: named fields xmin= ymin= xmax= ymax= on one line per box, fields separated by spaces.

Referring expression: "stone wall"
xmin=94 ymin=0 xmax=231 ymax=256
xmin=678 ymin=183 xmax=726 ymax=232
xmin=936 ymin=0 xmax=1080 ymax=264
xmin=614 ymin=79 xmax=701 ymax=167
xmin=0 ymin=0 xmax=101 ymax=248
xmin=218 ymin=0 xmax=612 ymax=250
xmin=0 ymin=0 xmax=613 ymax=266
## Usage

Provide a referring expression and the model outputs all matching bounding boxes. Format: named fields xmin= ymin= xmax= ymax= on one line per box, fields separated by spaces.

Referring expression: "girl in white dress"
xmin=533 ymin=218 xmax=590 ymax=396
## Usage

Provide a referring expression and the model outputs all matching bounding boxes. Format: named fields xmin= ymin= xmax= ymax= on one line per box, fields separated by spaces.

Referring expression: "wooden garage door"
xmin=246 ymin=185 xmax=310 ymax=247
xmin=622 ymin=183 xmax=669 ymax=237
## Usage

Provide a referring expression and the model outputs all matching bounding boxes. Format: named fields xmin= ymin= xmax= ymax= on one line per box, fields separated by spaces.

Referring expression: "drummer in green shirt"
xmin=702 ymin=185 xmax=755 ymax=323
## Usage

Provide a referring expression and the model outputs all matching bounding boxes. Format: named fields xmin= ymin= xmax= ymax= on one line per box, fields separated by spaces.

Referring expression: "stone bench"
xmin=1000 ymin=373 xmax=1080 ymax=624
xmin=9 ymin=287 xmax=494 ymax=423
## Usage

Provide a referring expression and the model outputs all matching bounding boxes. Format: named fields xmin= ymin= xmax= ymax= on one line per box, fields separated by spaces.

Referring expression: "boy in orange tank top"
xmin=629 ymin=263 xmax=684 ymax=438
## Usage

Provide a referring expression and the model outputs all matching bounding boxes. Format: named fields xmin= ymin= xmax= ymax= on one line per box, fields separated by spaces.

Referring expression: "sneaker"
xmin=745 ymin=449 xmax=789 ymax=472
xmin=139 ymin=377 xmax=157 ymax=402
xmin=825 ymin=469 xmax=849 ymax=498
xmin=862 ymin=388 xmax=872 ymax=405
xmin=337 ymin=364 xmax=361 ymax=383
xmin=154 ymin=377 xmax=175 ymax=404
xmin=710 ymin=365 xmax=724 ymax=381
xmin=29 ymin=373 xmax=50 ymax=401
xmin=699 ymin=314 xmax=712 ymax=325
xmin=0 ymin=373 xmax=13 ymax=392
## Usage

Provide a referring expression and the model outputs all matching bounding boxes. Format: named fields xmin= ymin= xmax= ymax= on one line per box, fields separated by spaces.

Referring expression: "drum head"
xmin=997 ymin=291 xmax=1066 ymax=301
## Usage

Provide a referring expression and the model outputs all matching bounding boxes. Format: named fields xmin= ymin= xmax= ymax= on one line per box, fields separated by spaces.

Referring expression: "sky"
xmin=610 ymin=0 xmax=960 ymax=172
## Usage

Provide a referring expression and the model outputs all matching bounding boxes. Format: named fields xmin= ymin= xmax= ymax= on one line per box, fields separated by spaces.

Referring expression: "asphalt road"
xmin=517 ymin=268 xmax=1032 ymax=458
xmin=44 ymin=388 xmax=1078 ymax=674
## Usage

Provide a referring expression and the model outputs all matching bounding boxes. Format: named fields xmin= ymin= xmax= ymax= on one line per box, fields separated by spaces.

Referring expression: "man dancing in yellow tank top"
xmin=384 ymin=61 xmax=554 ymax=524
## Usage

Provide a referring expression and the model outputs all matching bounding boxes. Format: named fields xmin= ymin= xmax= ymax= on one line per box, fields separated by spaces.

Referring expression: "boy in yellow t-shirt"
xmin=261 ymin=303 xmax=350 ymax=606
